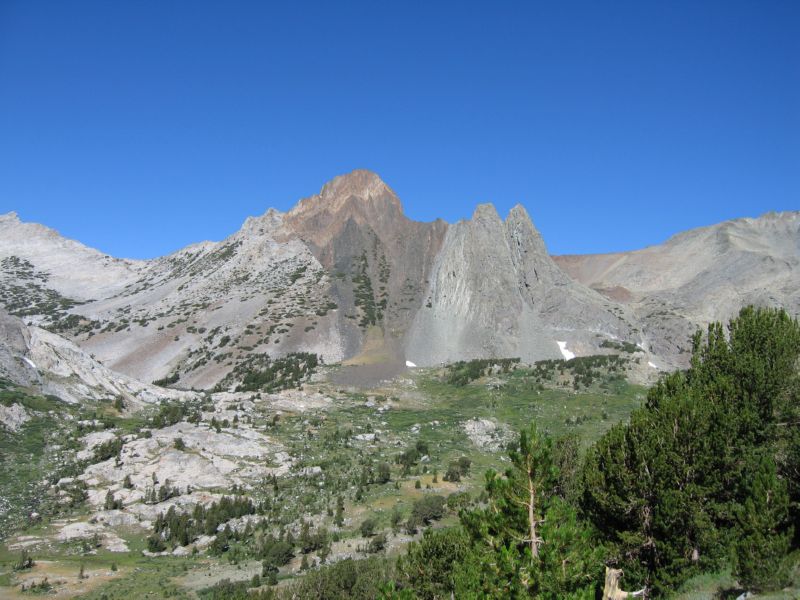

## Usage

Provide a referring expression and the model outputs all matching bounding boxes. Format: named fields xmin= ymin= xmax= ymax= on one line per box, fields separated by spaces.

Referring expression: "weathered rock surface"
xmin=0 ymin=309 xmax=197 ymax=406
xmin=555 ymin=211 xmax=800 ymax=367
xmin=0 ymin=402 xmax=30 ymax=431
xmin=0 ymin=309 xmax=39 ymax=387
xmin=286 ymin=170 xmax=447 ymax=364
xmin=406 ymin=204 xmax=637 ymax=365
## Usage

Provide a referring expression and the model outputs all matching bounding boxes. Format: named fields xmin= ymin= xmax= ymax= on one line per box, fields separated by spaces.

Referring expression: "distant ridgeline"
xmin=2 ymin=177 xmax=796 ymax=392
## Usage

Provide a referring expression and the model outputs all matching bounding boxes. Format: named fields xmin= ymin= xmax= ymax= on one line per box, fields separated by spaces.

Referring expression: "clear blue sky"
xmin=1 ymin=1 xmax=797 ymax=259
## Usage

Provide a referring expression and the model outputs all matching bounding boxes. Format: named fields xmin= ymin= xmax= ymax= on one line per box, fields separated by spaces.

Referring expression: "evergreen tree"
xmin=334 ymin=496 xmax=345 ymax=528
xmin=299 ymin=520 xmax=312 ymax=553
xmin=376 ymin=462 xmax=391 ymax=484
xmin=459 ymin=422 xmax=603 ymax=598
xmin=582 ymin=306 xmax=800 ymax=594
xmin=732 ymin=454 xmax=793 ymax=592
xmin=262 ymin=560 xmax=279 ymax=585
xmin=396 ymin=527 xmax=470 ymax=599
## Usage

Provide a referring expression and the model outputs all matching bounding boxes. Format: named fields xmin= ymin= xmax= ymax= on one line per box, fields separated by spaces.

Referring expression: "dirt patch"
xmin=8 ymin=560 xmax=127 ymax=599
xmin=328 ymin=361 xmax=407 ymax=388
xmin=591 ymin=285 xmax=633 ymax=303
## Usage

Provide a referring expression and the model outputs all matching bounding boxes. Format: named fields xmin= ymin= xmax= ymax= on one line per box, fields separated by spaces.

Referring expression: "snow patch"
xmin=405 ymin=360 xmax=417 ymax=368
xmin=22 ymin=356 xmax=37 ymax=370
xmin=556 ymin=341 xmax=575 ymax=361
xmin=648 ymin=361 xmax=658 ymax=369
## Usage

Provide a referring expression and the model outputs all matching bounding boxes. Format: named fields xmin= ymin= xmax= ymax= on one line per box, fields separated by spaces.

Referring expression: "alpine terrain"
xmin=0 ymin=170 xmax=798 ymax=599
xmin=4 ymin=170 xmax=791 ymax=387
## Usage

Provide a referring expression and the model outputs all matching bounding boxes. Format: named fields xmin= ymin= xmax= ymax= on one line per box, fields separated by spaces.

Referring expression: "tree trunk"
xmin=603 ymin=567 xmax=646 ymax=600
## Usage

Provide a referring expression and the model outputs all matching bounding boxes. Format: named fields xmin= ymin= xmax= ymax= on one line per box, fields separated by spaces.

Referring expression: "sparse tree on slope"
xmin=459 ymin=422 xmax=603 ymax=598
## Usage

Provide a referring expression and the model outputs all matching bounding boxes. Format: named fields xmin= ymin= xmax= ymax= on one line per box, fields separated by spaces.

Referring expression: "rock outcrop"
xmin=286 ymin=169 xmax=448 ymax=365
xmin=0 ymin=309 xmax=197 ymax=406
xmin=406 ymin=204 xmax=636 ymax=365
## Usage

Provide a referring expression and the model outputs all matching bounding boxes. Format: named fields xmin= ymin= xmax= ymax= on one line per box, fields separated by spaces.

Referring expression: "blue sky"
xmin=1 ymin=1 xmax=797 ymax=259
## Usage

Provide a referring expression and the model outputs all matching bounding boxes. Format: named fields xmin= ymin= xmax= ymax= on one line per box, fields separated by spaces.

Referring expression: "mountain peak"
xmin=289 ymin=170 xmax=404 ymax=225
xmin=319 ymin=169 xmax=392 ymax=201
xmin=0 ymin=211 xmax=20 ymax=224
xmin=507 ymin=203 xmax=530 ymax=221
xmin=471 ymin=203 xmax=501 ymax=222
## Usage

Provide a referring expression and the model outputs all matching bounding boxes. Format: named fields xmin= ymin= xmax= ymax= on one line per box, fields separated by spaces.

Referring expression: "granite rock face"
xmin=406 ymin=204 xmax=636 ymax=365
xmin=0 ymin=309 xmax=38 ymax=387
xmin=0 ymin=309 xmax=197 ymax=407
xmin=286 ymin=170 xmax=447 ymax=365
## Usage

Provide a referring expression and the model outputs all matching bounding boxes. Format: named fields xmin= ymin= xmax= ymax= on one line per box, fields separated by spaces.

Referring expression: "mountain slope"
xmin=554 ymin=211 xmax=800 ymax=365
xmin=0 ymin=212 xmax=142 ymax=323
xmin=406 ymin=204 xmax=637 ymax=365
xmin=285 ymin=170 xmax=447 ymax=365
xmin=74 ymin=209 xmax=342 ymax=388
xmin=0 ymin=309 xmax=196 ymax=407
xmin=1 ymin=173 xmax=796 ymax=388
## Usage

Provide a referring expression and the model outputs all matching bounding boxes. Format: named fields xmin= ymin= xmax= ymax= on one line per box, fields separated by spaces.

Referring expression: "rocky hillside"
xmin=0 ymin=309 xmax=196 ymax=411
xmin=555 ymin=211 xmax=800 ymax=367
xmin=406 ymin=204 xmax=637 ymax=365
xmin=1 ymin=209 xmax=340 ymax=389
xmin=1 ymin=171 xmax=797 ymax=388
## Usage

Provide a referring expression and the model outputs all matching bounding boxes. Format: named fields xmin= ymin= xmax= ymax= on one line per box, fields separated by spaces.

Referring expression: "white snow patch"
xmin=648 ymin=361 xmax=658 ymax=369
xmin=22 ymin=356 xmax=37 ymax=370
xmin=405 ymin=360 xmax=417 ymax=368
xmin=556 ymin=341 xmax=575 ymax=361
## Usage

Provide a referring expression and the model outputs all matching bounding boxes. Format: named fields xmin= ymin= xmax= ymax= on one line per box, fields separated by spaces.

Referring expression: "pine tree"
xmin=334 ymin=500 xmax=344 ymax=528
xmin=732 ymin=454 xmax=793 ymax=592
xmin=262 ymin=560 xmax=279 ymax=585
xmin=459 ymin=422 xmax=603 ymax=598
xmin=299 ymin=520 xmax=312 ymax=553
xmin=396 ymin=527 xmax=471 ymax=598
xmin=582 ymin=306 xmax=800 ymax=594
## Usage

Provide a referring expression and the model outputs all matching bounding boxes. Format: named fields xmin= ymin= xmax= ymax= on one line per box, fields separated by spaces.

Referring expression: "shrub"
xmin=360 ymin=517 xmax=377 ymax=538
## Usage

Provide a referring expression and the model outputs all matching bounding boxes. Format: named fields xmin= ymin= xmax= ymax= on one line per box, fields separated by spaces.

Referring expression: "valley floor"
xmin=1 ymin=356 xmax=798 ymax=599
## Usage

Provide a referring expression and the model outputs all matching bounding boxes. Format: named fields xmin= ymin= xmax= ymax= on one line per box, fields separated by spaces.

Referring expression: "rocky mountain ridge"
xmin=1 ymin=170 xmax=797 ymax=389
xmin=554 ymin=211 xmax=800 ymax=361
